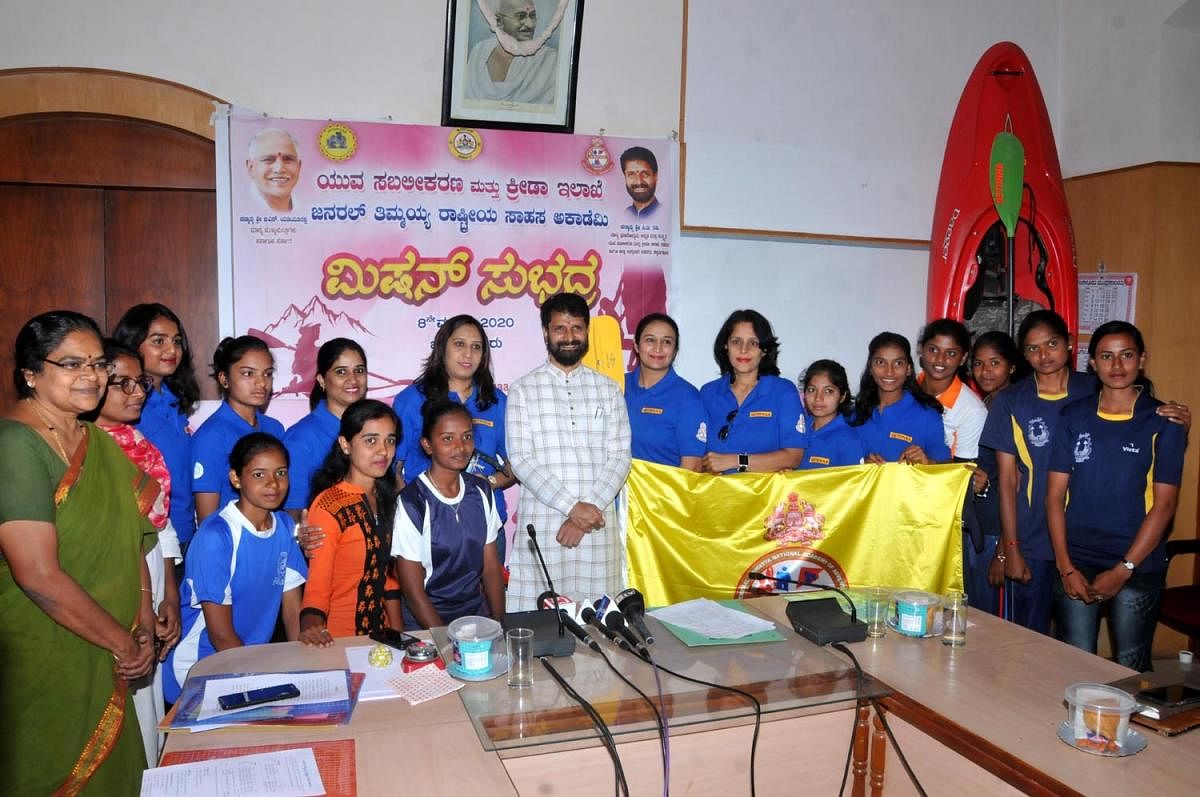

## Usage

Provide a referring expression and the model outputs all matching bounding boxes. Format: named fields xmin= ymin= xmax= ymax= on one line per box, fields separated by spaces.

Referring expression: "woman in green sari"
xmin=0 ymin=311 xmax=157 ymax=795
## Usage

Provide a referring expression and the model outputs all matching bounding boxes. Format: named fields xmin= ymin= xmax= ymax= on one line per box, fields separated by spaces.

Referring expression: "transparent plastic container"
xmin=1064 ymin=682 xmax=1136 ymax=753
xmin=447 ymin=615 xmax=503 ymax=674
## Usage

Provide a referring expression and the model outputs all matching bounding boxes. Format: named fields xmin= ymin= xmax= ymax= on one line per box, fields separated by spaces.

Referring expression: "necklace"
xmin=28 ymin=399 xmax=75 ymax=463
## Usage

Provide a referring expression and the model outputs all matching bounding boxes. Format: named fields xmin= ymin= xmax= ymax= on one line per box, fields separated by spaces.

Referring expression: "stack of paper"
xmin=161 ymin=670 xmax=360 ymax=732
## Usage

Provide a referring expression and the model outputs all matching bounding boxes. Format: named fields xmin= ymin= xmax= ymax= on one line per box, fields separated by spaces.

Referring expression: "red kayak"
xmin=927 ymin=42 xmax=1077 ymax=342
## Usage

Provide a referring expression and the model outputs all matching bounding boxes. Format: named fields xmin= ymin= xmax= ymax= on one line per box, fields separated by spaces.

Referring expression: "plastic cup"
xmin=506 ymin=628 xmax=535 ymax=688
xmin=862 ymin=588 xmax=890 ymax=638
xmin=942 ymin=591 xmax=968 ymax=647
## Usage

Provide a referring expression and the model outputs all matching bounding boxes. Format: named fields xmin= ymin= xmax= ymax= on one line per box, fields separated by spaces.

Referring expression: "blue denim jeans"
xmin=1053 ymin=564 xmax=1165 ymax=672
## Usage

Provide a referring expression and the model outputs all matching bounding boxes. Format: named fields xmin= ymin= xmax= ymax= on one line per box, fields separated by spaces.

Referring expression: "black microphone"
xmin=581 ymin=606 xmax=632 ymax=652
xmin=748 ymin=571 xmax=867 ymax=645
xmin=559 ymin=609 xmax=600 ymax=652
xmin=603 ymin=610 xmax=648 ymax=655
xmin=526 ymin=524 xmax=564 ymax=638
xmin=615 ymin=587 xmax=655 ymax=646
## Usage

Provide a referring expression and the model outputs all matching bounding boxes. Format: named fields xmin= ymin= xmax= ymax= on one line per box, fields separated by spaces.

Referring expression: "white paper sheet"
xmin=197 ymin=671 xmax=348 ymax=721
xmin=139 ymin=748 xmax=325 ymax=797
xmin=344 ymin=645 xmax=405 ymax=701
xmin=648 ymin=598 xmax=776 ymax=639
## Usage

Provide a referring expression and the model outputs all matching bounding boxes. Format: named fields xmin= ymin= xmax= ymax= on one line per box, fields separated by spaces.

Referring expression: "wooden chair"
xmin=1159 ymin=539 xmax=1200 ymax=653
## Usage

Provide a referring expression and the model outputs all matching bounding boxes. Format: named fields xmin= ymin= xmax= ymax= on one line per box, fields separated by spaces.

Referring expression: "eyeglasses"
xmin=43 ymin=358 xmax=115 ymax=376
xmin=718 ymin=409 xmax=738 ymax=441
xmin=108 ymin=375 xmax=155 ymax=395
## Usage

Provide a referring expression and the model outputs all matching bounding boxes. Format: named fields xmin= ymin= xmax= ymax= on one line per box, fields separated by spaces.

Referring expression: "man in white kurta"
xmin=506 ymin=293 xmax=631 ymax=609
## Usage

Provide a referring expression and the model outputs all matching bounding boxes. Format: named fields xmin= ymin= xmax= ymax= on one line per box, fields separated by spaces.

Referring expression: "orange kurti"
xmin=302 ymin=481 xmax=397 ymax=638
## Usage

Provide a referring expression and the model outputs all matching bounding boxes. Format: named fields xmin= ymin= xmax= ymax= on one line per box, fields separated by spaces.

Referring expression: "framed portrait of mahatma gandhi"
xmin=442 ymin=0 xmax=584 ymax=133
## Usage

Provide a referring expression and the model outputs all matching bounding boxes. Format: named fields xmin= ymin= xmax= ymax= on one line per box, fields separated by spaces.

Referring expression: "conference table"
xmin=162 ymin=599 xmax=1200 ymax=795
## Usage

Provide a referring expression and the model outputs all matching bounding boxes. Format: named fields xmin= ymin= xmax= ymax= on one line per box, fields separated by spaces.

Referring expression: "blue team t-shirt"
xmin=625 ymin=367 xmax=707 ymax=466
xmin=164 ymin=502 xmax=306 ymax=702
xmin=138 ymin=383 xmax=195 ymax=544
xmin=1048 ymin=390 xmax=1186 ymax=572
xmin=282 ymin=401 xmax=340 ymax=510
xmin=855 ymin=391 xmax=951 ymax=463
xmin=700 ymin=374 xmax=810 ymax=466
xmin=799 ymin=413 xmax=866 ymax=469
xmin=191 ymin=402 xmax=286 ymax=510
xmin=978 ymin=371 xmax=1095 ymax=561
xmin=392 ymin=383 xmax=509 ymax=522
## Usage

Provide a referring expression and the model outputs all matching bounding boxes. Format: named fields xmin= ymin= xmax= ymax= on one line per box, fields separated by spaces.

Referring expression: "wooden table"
xmin=162 ymin=601 xmax=1200 ymax=795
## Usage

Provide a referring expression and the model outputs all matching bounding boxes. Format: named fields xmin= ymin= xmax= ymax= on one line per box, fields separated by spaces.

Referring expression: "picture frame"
xmin=441 ymin=0 xmax=584 ymax=134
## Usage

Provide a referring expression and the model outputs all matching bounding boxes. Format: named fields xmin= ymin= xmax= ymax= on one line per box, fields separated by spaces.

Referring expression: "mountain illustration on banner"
xmin=249 ymin=296 xmax=410 ymax=399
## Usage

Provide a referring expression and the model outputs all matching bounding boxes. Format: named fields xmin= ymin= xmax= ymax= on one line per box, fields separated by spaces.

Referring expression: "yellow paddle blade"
xmin=586 ymin=315 xmax=625 ymax=390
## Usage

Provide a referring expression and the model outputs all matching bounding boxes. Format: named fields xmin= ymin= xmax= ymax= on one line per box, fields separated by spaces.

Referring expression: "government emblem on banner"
xmin=763 ymin=492 xmax=826 ymax=546
xmin=318 ymin=123 xmax=357 ymax=161
xmin=448 ymin=128 xmax=483 ymax=161
xmin=581 ymin=137 xmax=614 ymax=175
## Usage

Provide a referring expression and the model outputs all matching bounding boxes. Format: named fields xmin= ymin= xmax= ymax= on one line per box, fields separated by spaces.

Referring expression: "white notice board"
xmin=1078 ymin=273 xmax=1137 ymax=335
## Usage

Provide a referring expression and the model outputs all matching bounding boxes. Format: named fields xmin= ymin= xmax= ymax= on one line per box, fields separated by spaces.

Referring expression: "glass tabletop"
xmin=432 ymin=598 xmax=889 ymax=753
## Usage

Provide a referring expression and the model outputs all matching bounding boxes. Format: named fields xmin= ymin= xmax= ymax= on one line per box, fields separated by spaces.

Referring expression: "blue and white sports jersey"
xmin=164 ymin=502 xmax=306 ymax=702
xmin=625 ymin=367 xmax=706 ymax=466
xmin=393 ymin=383 xmax=509 ymax=522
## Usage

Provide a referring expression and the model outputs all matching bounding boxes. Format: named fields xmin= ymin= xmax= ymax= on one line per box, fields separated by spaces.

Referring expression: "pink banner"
xmin=229 ymin=115 xmax=672 ymax=423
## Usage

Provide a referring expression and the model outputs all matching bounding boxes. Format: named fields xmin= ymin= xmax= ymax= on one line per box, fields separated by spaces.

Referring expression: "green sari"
xmin=0 ymin=421 xmax=155 ymax=795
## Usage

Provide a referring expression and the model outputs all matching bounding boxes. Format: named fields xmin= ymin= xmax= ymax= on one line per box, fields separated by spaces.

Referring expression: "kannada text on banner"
xmin=228 ymin=115 xmax=673 ymax=423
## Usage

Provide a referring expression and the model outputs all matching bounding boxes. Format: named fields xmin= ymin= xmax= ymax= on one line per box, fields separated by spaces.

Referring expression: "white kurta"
xmin=464 ymin=38 xmax=558 ymax=105
xmin=505 ymin=361 xmax=631 ymax=609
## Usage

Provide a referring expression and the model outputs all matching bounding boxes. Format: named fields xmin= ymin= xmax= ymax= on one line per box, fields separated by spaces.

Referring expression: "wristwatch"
xmin=487 ymin=474 xmax=499 ymax=487
xmin=1119 ymin=558 xmax=1136 ymax=571
xmin=737 ymin=454 xmax=749 ymax=473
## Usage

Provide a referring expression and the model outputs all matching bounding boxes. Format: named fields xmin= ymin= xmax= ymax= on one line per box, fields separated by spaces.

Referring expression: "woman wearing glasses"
xmin=91 ymin=339 xmax=182 ymax=765
xmin=699 ymin=309 xmax=809 ymax=474
xmin=0 ymin=311 xmax=156 ymax=793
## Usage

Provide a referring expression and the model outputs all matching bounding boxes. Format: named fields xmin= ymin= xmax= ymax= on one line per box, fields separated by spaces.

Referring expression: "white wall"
xmin=1058 ymin=0 xmax=1200 ymax=174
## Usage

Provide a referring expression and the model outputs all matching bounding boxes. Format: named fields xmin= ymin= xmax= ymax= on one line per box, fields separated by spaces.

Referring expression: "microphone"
xmin=748 ymin=571 xmax=867 ymax=645
xmin=526 ymin=524 xmax=564 ymax=639
xmin=500 ymin=526 xmax=575 ymax=657
xmin=615 ymin=587 xmax=655 ymax=646
xmin=559 ymin=609 xmax=600 ymax=652
xmin=467 ymin=449 xmax=506 ymax=474
xmin=603 ymin=610 xmax=649 ymax=656
xmin=580 ymin=605 xmax=632 ymax=652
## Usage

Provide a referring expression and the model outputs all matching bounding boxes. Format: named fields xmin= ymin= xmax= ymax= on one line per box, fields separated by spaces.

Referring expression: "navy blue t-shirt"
xmin=1048 ymin=390 xmax=1186 ymax=572
xmin=979 ymin=371 xmax=1094 ymax=561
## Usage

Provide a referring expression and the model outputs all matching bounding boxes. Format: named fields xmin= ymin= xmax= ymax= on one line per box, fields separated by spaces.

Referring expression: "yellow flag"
xmin=625 ymin=460 xmax=971 ymax=606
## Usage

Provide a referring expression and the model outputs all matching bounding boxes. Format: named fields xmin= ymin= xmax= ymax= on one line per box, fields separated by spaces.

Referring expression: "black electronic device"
xmin=503 ymin=524 xmax=574 ymax=657
xmin=1136 ymin=684 xmax=1200 ymax=709
xmin=369 ymin=628 xmax=422 ymax=651
xmin=217 ymin=682 xmax=301 ymax=711
xmin=784 ymin=598 xmax=868 ymax=646
xmin=750 ymin=571 xmax=868 ymax=646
